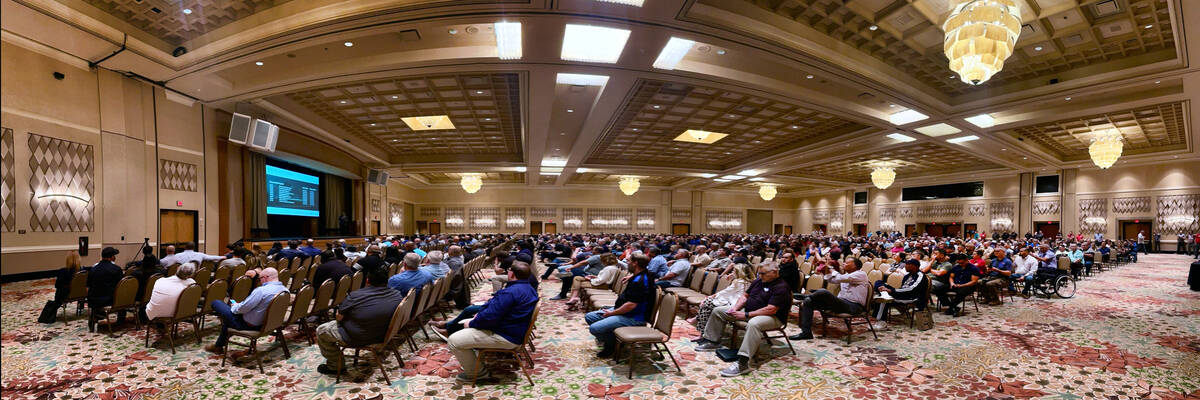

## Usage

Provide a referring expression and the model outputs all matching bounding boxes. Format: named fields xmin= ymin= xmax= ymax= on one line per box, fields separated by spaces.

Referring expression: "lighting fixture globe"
xmin=871 ymin=167 xmax=896 ymax=189
xmin=618 ymin=176 xmax=640 ymax=196
xmin=1088 ymin=130 xmax=1123 ymax=169
xmin=943 ymin=0 xmax=1021 ymax=85
xmin=758 ymin=184 xmax=777 ymax=201
xmin=460 ymin=175 xmax=483 ymax=194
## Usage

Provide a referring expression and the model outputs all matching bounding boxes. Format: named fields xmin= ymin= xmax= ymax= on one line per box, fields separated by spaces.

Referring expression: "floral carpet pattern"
xmin=2 ymin=254 xmax=1199 ymax=399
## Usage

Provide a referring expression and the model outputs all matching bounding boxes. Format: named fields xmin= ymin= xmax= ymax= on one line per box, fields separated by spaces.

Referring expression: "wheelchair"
xmin=1028 ymin=268 xmax=1076 ymax=298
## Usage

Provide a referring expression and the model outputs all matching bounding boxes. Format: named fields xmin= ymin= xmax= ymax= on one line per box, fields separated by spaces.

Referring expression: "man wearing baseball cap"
xmin=87 ymin=247 xmax=125 ymax=332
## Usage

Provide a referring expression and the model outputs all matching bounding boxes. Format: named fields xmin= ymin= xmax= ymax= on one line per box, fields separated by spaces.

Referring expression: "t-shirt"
xmin=584 ymin=255 xmax=605 ymax=276
xmin=664 ymin=259 xmax=691 ymax=287
xmin=337 ymin=285 xmax=405 ymax=346
xmin=930 ymin=260 xmax=953 ymax=283
xmin=950 ymin=264 xmax=981 ymax=285
xmin=145 ymin=276 xmax=196 ymax=319
xmin=743 ymin=278 xmax=792 ymax=322
xmin=616 ymin=271 xmax=656 ymax=322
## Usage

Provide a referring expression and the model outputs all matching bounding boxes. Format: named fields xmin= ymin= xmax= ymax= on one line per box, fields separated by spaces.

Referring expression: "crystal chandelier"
xmin=758 ymin=184 xmax=777 ymax=201
xmin=943 ymin=0 xmax=1021 ymax=85
xmin=460 ymin=175 xmax=482 ymax=194
xmin=1088 ymin=130 xmax=1123 ymax=169
xmin=871 ymin=167 xmax=896 ymax=189
xmin=618 ymin=176 xmax=640 ymax=196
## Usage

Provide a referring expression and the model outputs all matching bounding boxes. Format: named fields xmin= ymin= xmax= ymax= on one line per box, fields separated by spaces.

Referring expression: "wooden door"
xmin=416 ymin=221 xmax=428 ymax=234
xmin=530 ymin=221 xmax=543 ymax=235
xmin=784 ymin=225 xmax=792 ymax=235
xmin=926 ymin=224 xmax=945 ymax=237
xmin=774 ymin=224 xmax=784 ymax=235
xmin=545 ymin=223 xmax=557 ymax=234
xmin=1035 ymin=222 xmax=1060 ymax=239
xmin=672 ymin=224 xmax=690 ymax=235
xmin=853 ymin=224 xmax=867 ymax=236
xmin=904 ymin=224 xmax=916 ymax=237
xmin=370 ymin=220 xmax=380 ymax=235
xmin=160 ymin=210 xmax=197 ymax=251
xmin=429 ymin=222 xmax=441 ymax=235
xmin=945 ymin=224 xmax=961 ymax=238
xmin=964 ymin=223 xmax=978 ymax=238
xmin=813 ymin=224 xmax=827 ymax=234
xmin=1119 ymin=221 xmax=1151 ymax=241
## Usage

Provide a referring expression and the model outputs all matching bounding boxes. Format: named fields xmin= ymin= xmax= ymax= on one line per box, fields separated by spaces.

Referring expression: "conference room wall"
xmin=0 ymin=41 xmax=213 ymax=275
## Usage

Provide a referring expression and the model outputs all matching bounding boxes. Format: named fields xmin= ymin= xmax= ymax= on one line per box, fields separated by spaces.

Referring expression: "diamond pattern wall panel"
xmin=706 ymin=209 xmax=743 ymax=231
xmin=468 ymin=207 xmax=499 ymax=230
xmin=990 ymin=202 xmax=1015 ymax=232
xmin=1008 ymin=102 xmax=1187 ymax=160
xmin=830 ymin=209 xmax=845 ymax=232
xmin=671 ymin=208 xmax=691 ymax=220
xmin=1113 ymin=196 xmax=1152 ymax=214
xmin=1033 ymin=200 xmax=1060 ymax=216
xmin=2 ymin=128 xmax=14 ymax=232
xmin=371 ymin=199 xmax=381 ymax=214
xmin=1156 ymin=194 xmax=1200 ymax=234
xmin=444 ymin=207 xmax=465 ymax=229
xmin=852 ymin=207 xmax=867 ymax=222
xmin=587 ymin=208 xmax=633 ymax=230
xmin=585 ymin=79 xmax=868 ymax=170
xmin=813 ymin=209 xmax=830 ymax=222
xmin=419 ymin=207 xmax=441 ymax=218
xmin=879 ymin=208 xmax=896 ymax=230
xmin=159 ymin=159 xmax=198 ymax=192
xmin=562 ymin=208 xmax=584 ymax=229
xmin=1078 ymin=198 xmax=1108 ymax=234
xmin=27 ymin=133 xmax=94 ymax=232
xmin=967 ymin=204 xmax=985 ymax=217
xmin=530 ymin=207 xmax=556 ymax=219
xmin=916 ymin=204 xmax=963 ymax=219
xmin=504 ymin=207 xmax=526 ymax=229
xmin=637 ymin=208 xmax=656 ymax=230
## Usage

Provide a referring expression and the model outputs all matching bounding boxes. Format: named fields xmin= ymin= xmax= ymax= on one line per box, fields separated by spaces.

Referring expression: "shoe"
xmin=549 ymin=295 xmax=567 ymax=301
xmin=455 ymin=369 xmax=491 ymax=383
xmin=694 ymin=342 xmax=721 ymax=352
xmin=943 ymin=308 xmax=955 ymax=316
xmin=316 ymin=364 xmax=342 ymax=376
xmin=788 ymin=332 xmax=813 ymax=341
xmin=870 ymin=321 xmax=887 ymax=331
xmin=596 ymin=349 xmax=615 ymax=358
xmin=690 ymin=336 xmax=706 ymax=343
xmin=720 ymin=363 xmax=752 ymax=377
xmin=429 ymin=320 xmax=447 ymax=329
xmin=431 ymin=328 xmax=450 ymax=342
xmin=949 ymin=308 xmax=960 ymax=317
xmin=565 ymin=298 xmax=579 ymax=306
xmin=204 ymin=344 xmax=225 ymax=355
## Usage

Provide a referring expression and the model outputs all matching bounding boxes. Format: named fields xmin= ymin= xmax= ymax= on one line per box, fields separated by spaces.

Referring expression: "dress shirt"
xmin=589 ymin=265 xmax=620 ymax=286
xmin=1068 ymin=250 xmax=1084 ymax=263
xmin=232 ymin=281 xmax=288 ymax=326
xmin=145 ymin=276 xmax=196 ymax=319
xmin=163 ymin=250 xmax=225 ymax=267
xmin=646 ymin=255 xmax=669 ymax=278
xmin=420 ymin=262 xmax=450 ymax=279
xmin=445 ymin=256 xmax=464 ymax=274
xmin=1012 ymin=254 xmax=1039 ymax=277
xmin=1037 ymin=250 xmax=1057 ymax=269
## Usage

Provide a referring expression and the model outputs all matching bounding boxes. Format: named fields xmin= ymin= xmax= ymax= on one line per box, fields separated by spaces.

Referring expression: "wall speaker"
xmin=367 ymin=169 xmax=390 ymax=185
xmin=228 ymin=113 xmax=252 ymax=145
xmin=249 ymin=119 xmax=279 ymax=152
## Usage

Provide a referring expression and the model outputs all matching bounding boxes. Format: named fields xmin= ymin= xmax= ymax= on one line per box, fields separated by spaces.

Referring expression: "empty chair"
xmin=212 ymin=266 xmax=231 ymax=284
xmin=349 ymin=271 xmax=364 ymax=293
xmin=193 ymin=269 xmax=212 ymax=289
xmin=309 ymin=280 xmax=336 ymax=322
xmin=277 ymin=269 xmax=291 ymax=290
xmin=146 ymin=284 xmax=203 ymax=354
xmin=230 ymin=276 xmax=253 ymax=303
xmin=198 ymin=279 xmax=229 ymax=331
xmin=230 ymin=264 xmax=248 ymax=281
xmin=285 ymin=285 xmax=316 ymax=345
xmin=330 ymin=274 xmax=352 ymax=313
xmin=222 ymin=292 xmax=292 ymax=373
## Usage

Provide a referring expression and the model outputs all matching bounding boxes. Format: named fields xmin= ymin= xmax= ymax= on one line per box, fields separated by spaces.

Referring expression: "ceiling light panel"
xmin=541 ymin=158 xmax=567 ymax=167
xmin=914 ymin=123 xmax=962 ymax=137
xmin=494 ymin=22 xmax=523 ymax=60
xmin=737 ymin=169 xmax=762 ymax=176
xmin=964 ymin=114 xmax=996 ymax=128
xmin=946 ymin=135 xmax=980 ymax=144
xmin=721 ymin=175 xmax=745 ymax=180
xmin=561 ymin=24 xmax=631 ymax=64
xmin=652 ymin=37 xmax=695 ymax=70
xmin=673 ymin=129 xmax=728 ymax=144
xmin=400 ymin=115 xmax=455 ymax=130
xmin=889 ymin=109 xmax=929 ymax=125
xmin=887 ymin=133 xmax=917 ymax=142
xmin=556 ymin=73 xmax=609 ymax=86
xmin=594 ymin=0 xmax=644 ymax=6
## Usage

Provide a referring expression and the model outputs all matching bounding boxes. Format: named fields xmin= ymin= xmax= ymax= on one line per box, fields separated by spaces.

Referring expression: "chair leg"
xmin=335 ymin=346 xmax=344 ymax=384
xmin=843 ymin=318 xmax=853 ymax=344
xmin=193 ymin=320 xmax=202 ymax=345
xmin=277 ymin=330 xmax=291 ymax=359
xmin=221 ymin=341 xmax=229 ymax=367
xmin=627 ymin=343 xmax=636 ymax=379
xmin=145 ymin=321 xmax=153 ymax=348
xmin=168 ymin=322 xmax=178 ymax=355
xmin=864 ymin=317 xmax=878 ymax=340
xmin=659 ymin=343 xmax=682 ymax=373
xmin=392 ymin=346 xmax=405 ymax=367
xmin=778 ymin=330 xmax=796 ymax=355
xmin=253 ymin=339 xmax=264 ymax=374
xmin=375 ymin=350 xmax=390 ymax=384
xmin=518 ymin=350 xmax=534 ymax=386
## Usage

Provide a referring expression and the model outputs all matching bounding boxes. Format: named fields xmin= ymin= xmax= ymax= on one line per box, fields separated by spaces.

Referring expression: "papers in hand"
xmin=878 ymin=291 xmax=893 ymax=300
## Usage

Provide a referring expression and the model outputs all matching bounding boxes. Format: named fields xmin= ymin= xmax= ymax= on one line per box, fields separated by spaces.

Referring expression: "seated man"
xmin=549 ymin=251 xmax=605 ymax=300
xmin=431 ymin=259 xmax=539 ymax=341
xmin=979 ymin=248 xmax=1013 ymax=305
xmin=312 ymin=250 xmax=352 ymax=288
xmin=1011 ymin=247 xmax=1039 ymax=296
xmin=565 ymin=253 xmax=620 ymax=308
xmin=419 ymin=251 xmax=450 ymax=279
xmin=788 ymin=258 xmax=869 ymax=341
xmin=314 ymin=266 xmax=404 ymax=375
xmin=871 ymin=259 xmax=926 ymax=330
xmin=145 ymin=262 xmax=197 ymax=320
xmin=388 ymin=253 xmax=433 ymax=298
xmin=1066 ymin=244 xmax=1084 ymax=279
xmin=926 ymin=250 xmax=954 ymax=304
xmin=936 ymin=254 xmax=980 ymax=316
xmin=584 ymin=254 xmax=654 ymax=358
xmin=87 ymin=247 xmax=126 ymax=332
xmin=447 ymin=263 xmax=539 ymax=382
xmin=205 ymin=268 xmax=288 ymax=353
xmin=656 ymin=249 xmax=692 ymax=289
xmin=694 ymin=262 xmax=791 ymax=377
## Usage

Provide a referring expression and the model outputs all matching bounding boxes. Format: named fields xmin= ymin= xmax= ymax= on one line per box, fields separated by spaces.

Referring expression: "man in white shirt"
xmin=691 ymin=245 xmax=713 ymax=270
xmin=791 ymin=258 xmax=869 ymax=340
xmin=1011 ymin=247 xmax=1039 ymax=296
xmin=161 ymin=242 xmax=225 ymax=267
xmin=145 ymin=262 xmax=197 ymax=320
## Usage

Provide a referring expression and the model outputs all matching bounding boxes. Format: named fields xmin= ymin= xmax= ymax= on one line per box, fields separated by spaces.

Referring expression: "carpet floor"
xmin=2 ymin=254 xmax=1198 ymax=400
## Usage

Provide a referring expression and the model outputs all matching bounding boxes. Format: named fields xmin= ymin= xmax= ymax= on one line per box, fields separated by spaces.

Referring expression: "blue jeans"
xmin=655 ymin=281 xmax=679 ymax=289
xmin=585 ymin=309 xmax=643 ymax=350
xmin=446 ymin=304 xmax=483 ymax=334
xmin=211 ymin=300 xmax=257 ymax=348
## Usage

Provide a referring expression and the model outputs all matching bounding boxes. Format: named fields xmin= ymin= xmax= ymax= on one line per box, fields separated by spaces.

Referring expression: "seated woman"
xmin=565 ymin=253 xmax=620 ymax=309
xmin=689 ymin=263 xmax=753 ymax=339
xmin=52 ymin=251 xmax=84 ymax=304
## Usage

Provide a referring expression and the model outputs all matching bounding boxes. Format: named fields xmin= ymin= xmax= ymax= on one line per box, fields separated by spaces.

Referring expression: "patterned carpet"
xmin=2 ymin=254 xmax=1199 ymax=400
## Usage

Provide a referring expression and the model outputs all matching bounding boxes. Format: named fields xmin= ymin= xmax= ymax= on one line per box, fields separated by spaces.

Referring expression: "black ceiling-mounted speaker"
xmin=228 ymin=113 xmax=252 ymax=145
xmin=172 ymin=46 xmax=187 ymax=57
xmin=249 ymin=119 xmax=279 ymax=152
xmin=367 ymin=169 xmax=390 ymax=185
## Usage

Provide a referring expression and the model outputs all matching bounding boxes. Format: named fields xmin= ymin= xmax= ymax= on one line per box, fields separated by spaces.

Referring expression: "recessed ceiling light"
xmin=541 ymin=159 xmax=567 ymax=167
xmin=886 ymin=133 xmax=916 ymax=142
xmin=652 ymin=105 xmax=661 ymax=109
xmin=540 ymin=170 xmax=562 ymax=176
xmin=713 ymin=178 xmax=731 ymax=182
xmin=344 ymin=41 xmax=353 ymax=47
xmin=561 ymin=24 xmax=630 ymax=64
xmin=721 ymin=175 xmax=745 ymax=180
xmin=1034 ymin=46 xmax=1043 ymax=51
xmin=889 ymin=109 xmax=929 ymax=125
xmin=515 ymin=166 xmax=527 ymax=172
xmin=556 ymin=73 xmax=609 ymax=86
xmin=1065 ymin=97 xmax=1072 ymax=101
xmin=182 ymin=8 xmax=192 ymax=14
xmin=698 ymin=173 xmax=717 ymax=178
xmin=392 ymin=139 xmax=398 ymax=142
xmin=791 ymin=125 xmax=799 ymax=129
xmin=653 ymin=37 xmax=695 ymax=70
xmin=475 ymin=90 xmax=484 ymax=94
xmin=868 ymin=25 xmax=878 ymax=31
xmin=916 ymin=123 xmax=962 ymax=137
xmin=575 ymin=168 xmax=589 ymax=173
xmin=448 ymin=28 xmax=458 ymax=35
xmin=339 ymin=100 xmax=348 ymax=104
xmin=559 ymin=132 xmax=566 ymax=135
xmin=554 ymin=148 xmax=560 ymax=151
xmin=805 ymin=75 xmax=814 ymax=79
xmin=255 ymin=61 xmax=264 ymax=66
xmin=738 ymin=169 xmax=761 ymax=176
xmin=1001 ymin=148 xmax=1006 ymax=151
xmin=494 ymin=22 xmax=523 ymax=60
xmin=1022 ymin=157 xmax=1028 ymax=160
xmin=674 ymin=129 xmax=728 ymax=144
xmin=749 ymin=177 xmax=765 ymax=182
xmin=1145 ymin=24 xmax=1153 ymax=29
xmin=1155 ymin=80 xmax=1161 ymax=84
xmin=390 ymin=95 xmax=398 ymax=99
xmin=716 ymin=49 xmax=726 ymax=55
xmin=593 ymin=0 xmax=644 ymax=6
xmin=889 ymin=104 xmax=896 ymax=108
xmin=369 ymin=123 xmax=376 ymax=126
xmin=946 ymin=135 xmax=980 ymax=144
xmin=566 ymin=109 xmax=574 ymax=113
xmin=483 ymin=118 xmax=492 ymax=121
xmin=724 ymin=152 xmax=732 ymax=155
xmin=632 ymin=128 xmax=639 ymax=131
xmin=964 ymin=114 xmax=995 ymax=128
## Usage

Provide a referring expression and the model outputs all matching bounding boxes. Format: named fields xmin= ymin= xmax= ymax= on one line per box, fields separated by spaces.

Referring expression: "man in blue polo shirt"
xmin=447 ymin=263 xmax=539 ymax=382
xmin=388 ymin=253 xmax=433 ymax=298
xmin=206 ymin=268 xmax=288 ymax=353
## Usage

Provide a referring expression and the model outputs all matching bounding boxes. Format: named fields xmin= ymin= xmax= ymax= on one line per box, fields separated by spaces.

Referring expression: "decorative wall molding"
xmin=989 ymin=202 xmax=1015 ymax=232
xmin=1033 ymin=200 xmax=1060 ymax=216
xmin=915 ymin=204 xmax=963 ymax=219
xmin=967 ymin=203 xmax=985 ymax=217
xmin=530 ymin=207 xmax=556 ymax=219
xmin=468 ymin=207 xmax=499 ymax=230
xmin=562 ymin=208 xmax=584 ymax=228
xmin=1 ymin=128 xmax=13 ymax=232
xmin=444 ymin=207 xmax=464 ymax=228
xmin=671 ymin=207 xmax=691 ymax=220
xmin=1078 ymin=198 xmax=1108 ymax=234
xmin=813 ymin=209 xmax=830 ymax=222
xmin=158 ymin=159 xmax=198 ymax=192
xmin=588 ymin=208 xmax=633 ymax=230
xmin=370 ymin=199 xmax=381 ymax=214
xmin=898 ymin=207 xmax=913 ymax=218
xmin=878 ymin=208 xmax=896 ymax=230
xmin=852 ymin=207 xmax=867 ymax=222
xmin=28 ymin=133 xmax=94 ymax=232
xmin=388 ymin=202 xmax=403 ymax=231
xmin=419 ymin=206 xmax=441 ymax=218
xmin=1112 ymin=196 xmax=1151 ymax=214
xmin=637 ymin=208 xmax=656 ymax=230
xmin=1156 ymin=194 xmax=1200 ymax=234
xmin=504 ymin=207 xmax=526 ymax=229
xmin=706 ymin=209 xmax=743 ymax=231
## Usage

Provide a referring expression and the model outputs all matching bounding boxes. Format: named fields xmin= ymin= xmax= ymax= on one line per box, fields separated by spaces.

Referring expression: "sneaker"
xmin=870 ymin=321 xmax=888 ymax=331
xmin=316 ymin=364 xmax=342 ymax=376
xmin=720 ymin=363 xmax=752 ymax=377
xmin=455 ymin=369 xmax=491 ymax=383
xmin=694 ymin=342 xmax=721 ymax=352
xmin=788 ymin=332 xmax=813 ymax=340
xmin=690 ymin=336 xmax=706 ymax=344
xmin=549 ymin=295 xmax=567 ymax=301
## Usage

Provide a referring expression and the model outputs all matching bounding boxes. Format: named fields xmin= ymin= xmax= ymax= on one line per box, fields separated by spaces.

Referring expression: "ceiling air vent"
xmin=1021 ymin=24 xmax=1036 ymax=36
xmin=1063 ymin=34 xmax=1085 ymax=46
xmin=1092 ymin=0 xmax=1121 ymax=17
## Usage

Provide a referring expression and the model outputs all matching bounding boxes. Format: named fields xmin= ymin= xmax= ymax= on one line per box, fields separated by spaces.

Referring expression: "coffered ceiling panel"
xmin=715 ymin=181 xmax=815 ymax=192
xmin=284 ymin=73 xmax=524 ymax=164
xmin=1007 ymin=101 xmax=1188 ymax=160
xmin=567 ymin=173 xmax=683 ymax=186
xmin=585 ymin=79 xmax=869 ymax=170
xmin=777 ymin=142 xmax=1005 ymax=182
xmin=410 ymin=172 xmax=526 ymax=184
xmin=745 ymin=0 xmax=1176 ymax=96
xmin=80 ymin=0 xmax=292 ymax=46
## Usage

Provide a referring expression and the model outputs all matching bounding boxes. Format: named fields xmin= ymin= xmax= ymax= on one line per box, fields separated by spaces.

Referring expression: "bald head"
xmin=259 ymin=267 xmax=279 ymax=283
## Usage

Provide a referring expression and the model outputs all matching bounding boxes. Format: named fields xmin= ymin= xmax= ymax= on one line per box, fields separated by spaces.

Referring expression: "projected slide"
xmin=266 ymin=165 xmax=320 ymax=217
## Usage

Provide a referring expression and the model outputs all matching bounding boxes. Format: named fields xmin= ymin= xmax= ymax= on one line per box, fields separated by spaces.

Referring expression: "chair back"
xmin=410 ymin=282 xmax=433 ymax=319
xmin=654 ymin=293 xmax=678 ymax=337
xmin=172 ymin=284 xmax=203 ymax=320
xmin=312 ymin=279 xmax=335 ymax=314
xmin=380 ymin=300 xmax=409 ymax=347
xmin=166 ymin=264 xmax=181 ymax=277
xmin=230 ymin=276 xmax=253 ymax=302
xmin=200 ymin=260 xmax=216 ymax=272
xmin=194 ymin=269 xmax=212 ymax=288
xmin=1057 ymin=256 xmax=1071 ymax=271
xmin=292 ymin=266 xmax=308 ymax=288
xmin=828 ymin=280 xmax=841 ymax=296
xmin=288 ymin=257 xmax=302 ymax=270
xmin=286 ymin=285 xmax=315 ymax=324
xmin=277 ymin=269 xmax=291 ymax=289
xmin=201 ymin=279 xmax=229 ymax=313
xmin=68 ymin=271 xmax=90 ymax=300
xmin=804 ymin=274 xmax=824 ymax=292
xmin=259 ymin=292 xmax=292 ymax=335
xmin=867 ymin=270 xmax=883 ymax=284
xmin=714 ymin=275 xmax=734 ymax=293
xmin=213 ymin=265 xmax=231 ymax=283
xmin=686 ymin=268 xmax=705 ymax=291
xmin=800 ymin=262 xmax=813 ymax=276
xmin=332 ymin=274 xmax=352 ymax=307
xmin=885 ymin=271 xmax=904 ymax=288
xmin=112 ymin=277 xmax=140 ymax=308
xmin=306 ymin=264 xmax=318 ymax=282
xmin=391 ymin=289 xmax=417 ymax=336
xmin=142 ymin=273 xmax=162 ymax=303
xmin=517 ymin=302 xmax=541 ymax=346
xmin=231 ymin=264 xmax=248 ymax=280
xmin=349 ymin=271 xmax=364 ymax=292
xmin=699 ymin=272 xmax=720 ymax=295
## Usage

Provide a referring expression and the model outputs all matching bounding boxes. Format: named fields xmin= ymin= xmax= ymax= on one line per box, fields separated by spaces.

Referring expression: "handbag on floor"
xmin=913 ymin=309 xmax=934 ymax=331
xmin=38 ymin=300 xmax=60 ymax=324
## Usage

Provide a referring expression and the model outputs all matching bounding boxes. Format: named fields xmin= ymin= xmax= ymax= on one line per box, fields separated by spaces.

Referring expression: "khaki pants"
xmin=571 ymin=277 xmax=604 ymax=298
xmin=980 ymin=277 xmax=1008 ymax=303
xmin=490 ymin=275 xmax=509 ymax=292
xmin=702 ymin=305 xmax=782 ymax=359
xmin=316 ymin=320 xmax=349 ymax=367
xmin=447 ymin=326 xmax=519 ymax=377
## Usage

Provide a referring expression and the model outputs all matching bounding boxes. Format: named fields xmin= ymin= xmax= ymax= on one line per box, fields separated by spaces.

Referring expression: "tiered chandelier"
xmin=758 ymin=184 xmax=777 ymax=201
xmin=460 ymin=175 xmax=483 ymax=194
xmin=871 ymin=167 xmax=896 ymax=189
xmin=943 ymin=0 xmax=1021 ymax=85
xmin=618 ymin=176 xmax=640 ymax=196
xmin=1088 ymin=130 xmax=1124 ymax=169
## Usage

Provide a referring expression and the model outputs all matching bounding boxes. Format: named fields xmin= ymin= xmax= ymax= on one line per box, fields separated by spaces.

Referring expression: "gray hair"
xmin=425 ymin=250 xmax=444 ymax=264
xmin=177 ymin=262 xmax=197 ymax=280
xmin=403 ymin=252 xmax=422 ymax=269
xmin=758 ymin=262 xmax=780 ymax=273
